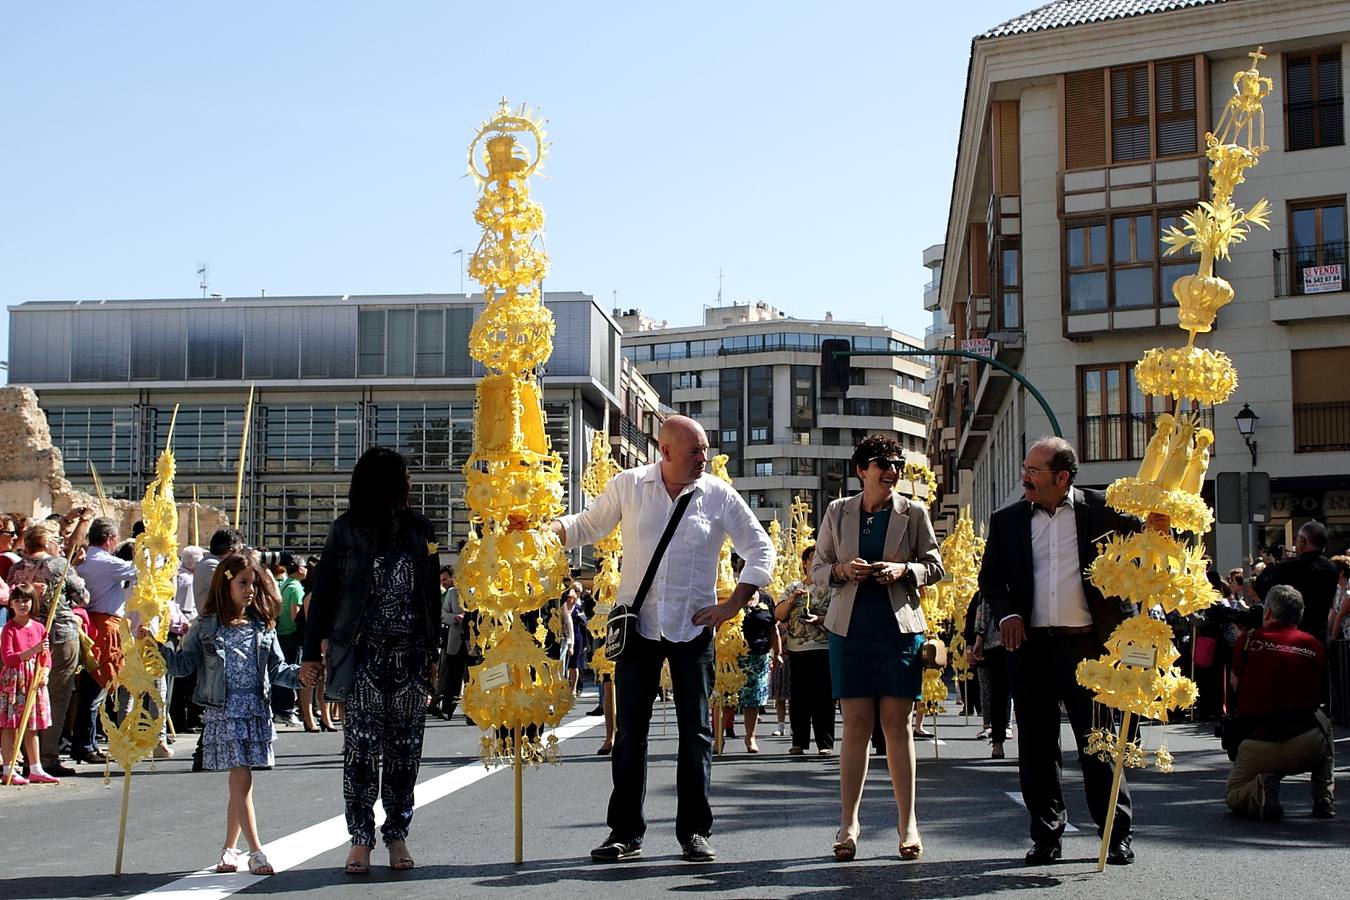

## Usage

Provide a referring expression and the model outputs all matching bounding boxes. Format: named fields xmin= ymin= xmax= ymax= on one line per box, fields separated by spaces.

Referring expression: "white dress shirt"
xmin=557 ymin=462 xmax=776 ymax=643
xmin=1028 ymin=494 xmax=1092 ymax=628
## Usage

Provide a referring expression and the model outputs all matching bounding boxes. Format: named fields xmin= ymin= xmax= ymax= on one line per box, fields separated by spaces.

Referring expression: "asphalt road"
xmin=6 ymin=689 xmax=1349 ymax=900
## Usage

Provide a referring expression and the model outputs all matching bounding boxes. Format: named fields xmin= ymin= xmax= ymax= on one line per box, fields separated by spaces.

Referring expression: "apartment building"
xmin=619 ymin=302 xmax=930 ymax=527
xmin=929 ymin=0 xmax=1350 ymax=564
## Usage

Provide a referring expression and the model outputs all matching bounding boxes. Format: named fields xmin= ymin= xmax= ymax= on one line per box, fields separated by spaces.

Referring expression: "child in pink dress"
xmin=1 ymin=584 xmax=56 ymax=785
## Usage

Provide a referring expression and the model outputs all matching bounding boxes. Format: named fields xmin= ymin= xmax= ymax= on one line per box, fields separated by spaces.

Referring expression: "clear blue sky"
xmin=1 ymin=1 xmax=1034 ymax=367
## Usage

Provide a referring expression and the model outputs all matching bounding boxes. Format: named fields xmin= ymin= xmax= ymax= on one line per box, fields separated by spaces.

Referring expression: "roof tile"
xmin=982 ymin=0 xmax=1232 ymax=39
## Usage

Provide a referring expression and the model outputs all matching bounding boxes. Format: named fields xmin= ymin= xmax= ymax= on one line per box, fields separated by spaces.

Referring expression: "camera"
xmin=247 ymin=547 xmax=283 ymax=567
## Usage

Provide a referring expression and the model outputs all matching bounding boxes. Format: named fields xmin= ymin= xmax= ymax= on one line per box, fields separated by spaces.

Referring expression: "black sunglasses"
xmin=868 ymin=457 xmax=905 ymax=472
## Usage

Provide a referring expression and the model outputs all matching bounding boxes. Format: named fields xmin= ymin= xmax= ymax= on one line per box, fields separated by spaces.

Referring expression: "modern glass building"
xmin=7 ymin=292 xmax=621 ymax=557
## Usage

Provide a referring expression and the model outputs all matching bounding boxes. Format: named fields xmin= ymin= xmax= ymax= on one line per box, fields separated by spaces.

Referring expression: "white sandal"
xmin=216 ymin=847 xmax=241 ymax=873
xmin=247 ymin=850 xmax=274 ymax=875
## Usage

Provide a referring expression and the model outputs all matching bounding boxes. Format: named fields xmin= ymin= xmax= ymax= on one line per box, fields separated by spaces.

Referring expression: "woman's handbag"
xmin=325 ymin=638 xmax=359 ymax=701
xmin=920 ymin=637 xmax=948 ymax=670
xmin=1193 ymin=633 xmax=1217 ymax=668
xmin=605 ymin=492 xmax=694 ymax=663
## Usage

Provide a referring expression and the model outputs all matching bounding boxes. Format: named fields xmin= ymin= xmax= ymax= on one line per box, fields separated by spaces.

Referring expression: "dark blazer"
xmin=303 ymin=509 xmax=442 ymax=662
xmin=1257 ymin=551 xmax=1340 ymax=644
xmin=977 ymin=487 xmax=1141 ymax=644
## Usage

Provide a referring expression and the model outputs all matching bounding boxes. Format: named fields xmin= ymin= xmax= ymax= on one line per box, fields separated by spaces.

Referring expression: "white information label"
xmin=1120 ymin=645 xmax=1158 ymax=670
xmin=479 ymin=663 xmax=511 ymax=690
xmin=594 ymin=602 xmax=615 ymax=616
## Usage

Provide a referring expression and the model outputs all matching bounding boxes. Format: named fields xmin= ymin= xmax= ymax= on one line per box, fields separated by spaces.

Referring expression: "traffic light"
xmin=821 ymin=338 xmax=851 ymax=397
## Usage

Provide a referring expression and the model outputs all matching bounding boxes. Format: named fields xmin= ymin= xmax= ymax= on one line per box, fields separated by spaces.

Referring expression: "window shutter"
xmin=1156 ymin=59 xmax=1197 ymax=156
xmin=1288 ymin=56 xmax=1315 ymax=151
xmin=994 ymin=101 xmax=1020 ymax=194
xmin=1111 ymin=65 xmax=1151 ymax=161
xmin=1318 ymin=52 xmax=1344 ymax=146
xmin=1064 ymin=70 xmax=1106 ymax=169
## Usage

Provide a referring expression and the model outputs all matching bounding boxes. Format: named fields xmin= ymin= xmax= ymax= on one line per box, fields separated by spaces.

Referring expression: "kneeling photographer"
xmin=1223 ymin=585 xmax=1334 ymax=821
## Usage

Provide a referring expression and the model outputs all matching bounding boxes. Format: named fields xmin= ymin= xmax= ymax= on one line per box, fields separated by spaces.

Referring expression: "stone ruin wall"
xmin=0 ymin=385 xmax=229 ymax=548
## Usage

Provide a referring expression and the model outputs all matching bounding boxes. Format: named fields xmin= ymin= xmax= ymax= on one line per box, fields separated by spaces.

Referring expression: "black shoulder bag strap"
xmin=629 ymin=490 xmax=695 ymax=615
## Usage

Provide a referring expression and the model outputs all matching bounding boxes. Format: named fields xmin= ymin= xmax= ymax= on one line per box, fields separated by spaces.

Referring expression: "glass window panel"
xmin=1068 ymin=227 xmax=1086 ymax=267
xmin=1323 ymin=204 xmax=1346 ymax=244
xmin=1089 ymin=225 xmax=1107 ymax=265
xmin=1113 ymin=218 xmax=1132 ymax=262
xmin=386 ymin=309 xmax=415 ymax=377
xmin=1083 ymin=371 xmax=1102 ymax=416
xmin=1114 ymin=267 xmax=1154 ymax=307
xmin=1104 ymin=369 xmax=1122 ymax=414
xmin=416 ymin=309 xmax=444 ymax=377
xmin=1161 ymin=264 xmax=1190 ymax=304
xmin=1002 ymin=292 xmax=1021 ymax=328
xmin=1069 ymin=273 xmax=1107 ymax=311
xmin=357 ymin=310 xmax=385 ymax=376
xmin=1135 ymin=215 xmax=1154 ymax=260
xmin=1001 ymin=248 xmax=1019 ymax=286
xmin=1293 ymin=208 xmax=1318 ymax=248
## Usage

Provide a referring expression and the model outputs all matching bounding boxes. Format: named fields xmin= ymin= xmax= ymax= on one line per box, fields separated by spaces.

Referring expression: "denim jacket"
xmin=162 ymin=613 xmax=301 ymax=709
xmin=303 ymin=510 xmax=441 ymax=663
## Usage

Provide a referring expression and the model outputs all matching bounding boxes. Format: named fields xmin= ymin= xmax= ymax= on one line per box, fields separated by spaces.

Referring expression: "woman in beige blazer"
xmin=812 ymin=434 xmax=943 ymax=862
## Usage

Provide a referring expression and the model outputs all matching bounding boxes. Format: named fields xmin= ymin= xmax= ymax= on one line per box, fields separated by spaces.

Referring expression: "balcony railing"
xmin=1294 ymin=401 xmax=1350 ymax=453
xmin=1273 ymin=241 xmax=1348 ymax=297
xmin=1079 ymin=408 xmax=1216 ymax=463
xmin=925 ymin=322 xmax=953 ymax=337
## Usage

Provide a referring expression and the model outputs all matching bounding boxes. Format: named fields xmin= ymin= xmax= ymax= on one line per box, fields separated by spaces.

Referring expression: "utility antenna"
xmin=717 ymin=268 xmax=724 ymax=306
xmin=197 ymin=263 xmax=209 ymax=298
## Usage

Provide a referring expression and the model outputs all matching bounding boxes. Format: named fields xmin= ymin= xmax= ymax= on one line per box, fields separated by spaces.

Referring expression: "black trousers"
xmin=608 ymin=629 xmax=714 ymax=844
xmin=272 ymin=632 xmax=301 ymax=716
xmin=434 ymin=645 xmax=468 ymax=716
xmin=1008 ymin=630 xmax=1131 ymax=845
xmin=982 ymin=646 xmax=1012 ymax=740
xmin=787 ymin=648 xmax=834 ymax=750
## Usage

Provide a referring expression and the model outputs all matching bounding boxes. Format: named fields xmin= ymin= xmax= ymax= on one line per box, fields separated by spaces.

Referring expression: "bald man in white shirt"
xmin=550 ymin=416 xmax=775 ymax=863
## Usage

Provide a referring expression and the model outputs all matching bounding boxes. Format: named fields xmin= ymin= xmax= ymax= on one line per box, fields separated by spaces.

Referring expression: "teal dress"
xmin=828 ymin=506 xmax=925 ymax=699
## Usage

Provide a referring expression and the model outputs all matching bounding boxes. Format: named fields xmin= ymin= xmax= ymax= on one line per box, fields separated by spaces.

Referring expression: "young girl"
xmin=154 ymin=555 xmax=308 ymax=875
xmin=1 ymin=584 xmax=57 ymax=785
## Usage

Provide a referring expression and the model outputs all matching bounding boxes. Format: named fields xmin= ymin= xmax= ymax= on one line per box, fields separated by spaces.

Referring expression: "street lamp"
xmin=1234 ymin=402 xmax=1258 ymax=466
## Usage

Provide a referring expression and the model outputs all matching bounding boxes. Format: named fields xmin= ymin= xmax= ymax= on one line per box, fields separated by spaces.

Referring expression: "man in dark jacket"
xmin=978 ymin=437 xmax=1155 ymax=867
xmin=1256 ymin=520 xmax=1339 ymax=648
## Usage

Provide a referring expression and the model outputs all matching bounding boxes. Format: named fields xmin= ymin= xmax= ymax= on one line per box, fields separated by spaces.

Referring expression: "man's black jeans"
xmin=607 ymin=628 xmax=714 ymax=844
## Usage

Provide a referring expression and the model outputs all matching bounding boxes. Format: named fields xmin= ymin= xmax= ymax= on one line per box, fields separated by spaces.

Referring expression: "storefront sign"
xmin=1302 ymin=264 xmax=1342 ymax=294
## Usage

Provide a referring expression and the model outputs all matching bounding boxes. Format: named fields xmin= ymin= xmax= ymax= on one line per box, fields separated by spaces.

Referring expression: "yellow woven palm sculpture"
xmin=1078 ymin=50 xmax=1274 ymax=772
xmin=709 ymin=455 xmax=748 ymax=707
xmin=100 ymin=447 xmax=179 ymax=775
xmin=581 ymin=431 xmax=622 ymax=680
xmin=459 ymin=100 xmax=573 ymax=766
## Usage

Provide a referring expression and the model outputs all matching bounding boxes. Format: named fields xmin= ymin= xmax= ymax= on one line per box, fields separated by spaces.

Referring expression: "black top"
xmin=742 ymin=590 xmax=776 ymax=656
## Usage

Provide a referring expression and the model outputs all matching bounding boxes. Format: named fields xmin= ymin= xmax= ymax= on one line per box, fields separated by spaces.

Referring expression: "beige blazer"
xmin=812 ymin=492 xmax=943 ymax=637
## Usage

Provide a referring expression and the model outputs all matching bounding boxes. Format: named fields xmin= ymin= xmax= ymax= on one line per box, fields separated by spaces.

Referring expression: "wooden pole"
xmin=233 ymin=385 xmax=255 ymax=529
xmin=3 ymin=546 xmax=79 ymax=785
xmin=712 ymin=700 xmax=723 ymax=755
xmin=114 ymin=770 xmax=133 ymax=875
xmin=88 ymin=461 xmax=110 ymax=518
xmin=1096 ymin=711 xmax=1134 ymax=873
xmin=932 ymin=710 xmax=940 ymax=760
xmin=513 ymin=726 xmax=524 ymax=865
xmin=1189 ymin=622 xmax=1197 ymax=723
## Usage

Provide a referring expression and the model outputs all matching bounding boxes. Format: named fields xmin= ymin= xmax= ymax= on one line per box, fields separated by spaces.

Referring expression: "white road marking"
xmin=131 ymin=715 xmax=604 ymax=900
xmin=1005 ymin=791 xmax=1081 ymax=833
